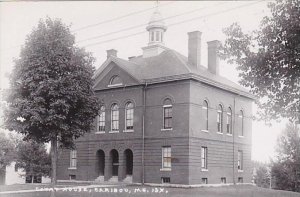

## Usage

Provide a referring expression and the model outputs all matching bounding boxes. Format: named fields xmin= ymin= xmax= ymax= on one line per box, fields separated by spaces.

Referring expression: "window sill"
xmin=238 ymin=170 xmax=244 ymax=173
xmin=107 ymin=84 xmax=123 ymax=88
xmin=201 ymin=168 xmax=208 ymax=172
xmin=161 ymin=128 xmax=173 ymax=131
xmin=95 ymin=131 xmax=105 ymax=134
xmin=68 ymin=167 xmax=77 ymax=170
xmin=238 ymin=136 xmax=245 ymax=138
xmin=226 ymin=133 xmax=232 ymax=136
xmin=201 ymin=130 xmax=209 ymax=133
xmin=217 ymin=132 xmax=223 ymax=135
xmin=109 ymin=130 xmax=119 ymax=133
xmin=160 ymin=168 xmax=171 ymax=171
xmin=123 ymin=130 xmax=134 ymax=133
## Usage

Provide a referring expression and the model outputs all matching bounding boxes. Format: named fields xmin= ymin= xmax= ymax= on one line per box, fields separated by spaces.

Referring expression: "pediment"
xmin=93 ymin=60 xmax=140 ymax=90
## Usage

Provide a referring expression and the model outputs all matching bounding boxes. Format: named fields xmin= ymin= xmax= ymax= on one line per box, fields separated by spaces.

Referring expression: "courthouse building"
xmin=57 ymin=9 xmax=255 ymax=185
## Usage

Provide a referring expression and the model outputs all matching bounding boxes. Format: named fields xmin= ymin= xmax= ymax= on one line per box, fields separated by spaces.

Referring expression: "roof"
xmin=94 ymin=48 xmax=255 ymax=99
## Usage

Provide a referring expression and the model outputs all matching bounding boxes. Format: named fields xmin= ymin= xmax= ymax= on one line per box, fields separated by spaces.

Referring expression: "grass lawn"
xmin=0 ymin=184 xmax=299 ymax=197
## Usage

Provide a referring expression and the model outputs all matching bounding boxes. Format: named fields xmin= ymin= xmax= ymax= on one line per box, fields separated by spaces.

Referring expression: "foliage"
xmin=254 ymin=165 xmax=271 ymax=188
xmin=2 ymin=17 xmax=100 ymax=184
xmin=3 ymin=17 xmax=100 ymax=147
xmin=0 ymin=131 xmax=16 ymax=168
xmin=271 ymin=122 xmax=300 ymax=192
xmin=15 ymin=140 xmax=51 ymax=177
xmin=220 ymin=0 xmax=300 ymax=121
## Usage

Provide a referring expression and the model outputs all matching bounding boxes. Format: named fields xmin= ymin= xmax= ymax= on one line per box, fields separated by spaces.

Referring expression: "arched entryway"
xmin=96 ymin=150 xmax=105 ymax=176
xmin=110 ymin=149 xmax=119 ymax=176
xmin=124 ymin=149 xmax=133 ymax=176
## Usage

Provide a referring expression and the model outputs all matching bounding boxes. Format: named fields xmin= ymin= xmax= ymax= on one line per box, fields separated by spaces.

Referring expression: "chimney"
xmin=207 ymin=40 xmax=221 ymax=75
xmin=106 ymin=49 xmax=117 ymax=58
xmin=188 ymin=31 xmax=202 ymax=69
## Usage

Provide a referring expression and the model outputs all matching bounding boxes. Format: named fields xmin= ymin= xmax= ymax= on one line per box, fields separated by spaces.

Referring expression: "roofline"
xmin=94 ymin=73 xmax=256 ymax=100
xmin=141 ymin=73 xmax=256 ymax=100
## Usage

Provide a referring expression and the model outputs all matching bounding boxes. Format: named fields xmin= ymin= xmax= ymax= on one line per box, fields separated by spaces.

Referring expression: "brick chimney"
xmin=207 ymin=40 xmax=221 ymax=75
xmin=107 ymin=49 xmax=117 ymax=59
xmin=188 ymin=31 xmax=202 ymax=69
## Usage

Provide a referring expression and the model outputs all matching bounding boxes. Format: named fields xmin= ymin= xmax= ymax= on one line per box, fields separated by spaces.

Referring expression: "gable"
xmin=94 ymin=61 xmax=141 ymax=90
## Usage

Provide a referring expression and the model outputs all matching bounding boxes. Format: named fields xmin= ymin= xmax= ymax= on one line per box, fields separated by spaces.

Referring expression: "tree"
xmin=220 ymin=0 xmax=300 ymax=121
xmin=15 ymin=140 xmax=51 ymax=183
xmin=3 ymin=18 xmax=100 ymax=185
xmin=254 ymin=165 xmax=271 ymax=188
xmin=0 ymin=131 xmax=16 ymax=185
xmin=271 ymin=122 xmax=300 ymax=192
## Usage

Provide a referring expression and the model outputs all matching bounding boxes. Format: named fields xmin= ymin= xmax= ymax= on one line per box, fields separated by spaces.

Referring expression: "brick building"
xmin=57 ymin=9 xmax=255 ymax=185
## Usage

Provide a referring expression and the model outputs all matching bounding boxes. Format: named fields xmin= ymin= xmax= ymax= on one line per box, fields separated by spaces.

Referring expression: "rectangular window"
xmin=202 ymin=102 xmax=208 ymax=130
xmin=238 ymin=150 xmax=243 ymax=170
xmin=126 ymin=108 xmax=134 ymax=130
xmin=112 ymin=110 xmax=119 ymax=131
xmin=238 ymin=177 xmax=243 ymax=183
xmin=98 ymin=111 xmax=105 ymax=132
xmin=162 ymin=146 xmax=171 ymax=169
xmin=69 ymin=175 xmax=76 ymax=180
xmin=226 ymin=112 xmax=232 ymax=134
xmin=70 ymin=150 xmax=77 ymax=168
xmin=217 ymin=111 xmax=222 ymax=132
xmin=156 ymin=31 xmax=160 ymax=41
xmin=201 ymin=147 xmax=207 ymax=169
xmin=221 ymin=177 xmax=226 ymax=184
xmin=201 ymin=178 xmax=208 ymax=184
xmin=161 ymin=177 xmax=170 ymax=183
xmin=163 ymin=106 xmax=172 ymax=129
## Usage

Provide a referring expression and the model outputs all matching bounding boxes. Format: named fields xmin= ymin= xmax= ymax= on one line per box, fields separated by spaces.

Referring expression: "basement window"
xmin=161 ymin=177 xmax=170 ymax=184
xmin=221 ymin=177 xmax=226 ymax=184
xmin=238 ymin=177 xmax=243 ymax=183
xmin=69 ymin=175 xmax=76 ymax=180
xmin=201 ymin=178 xmax=208 ymax=184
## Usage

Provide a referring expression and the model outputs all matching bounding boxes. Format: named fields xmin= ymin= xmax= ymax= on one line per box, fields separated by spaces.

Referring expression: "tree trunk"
xmin=51 ymin=136 xmax=57 ymax=185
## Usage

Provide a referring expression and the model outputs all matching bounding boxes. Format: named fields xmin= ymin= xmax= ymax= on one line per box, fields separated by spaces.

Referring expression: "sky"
xmin=0 ymin=0 xmax=287 ymax=163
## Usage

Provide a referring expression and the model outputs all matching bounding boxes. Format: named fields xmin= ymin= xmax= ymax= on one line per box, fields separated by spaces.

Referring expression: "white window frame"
xmin=238 ymin=110 xmax=244 ymax=137
xmin=110 ymin=104 xmax=119 ymax=133
xmin=125 ymin=102 xmax=134 ymax=132
xmin=69 ymin=150 xmax=77 ymax=169
xmin=96 ymin=106 xmax=105 ymax=134
xmin=161 ymin=146 xmax=171 ymax=170
xmin=163 ymin=104 xmax=172 ymax=130
xmin=238 ymin=150 xmax=243 ymax=171
xmin=202 ymin=100 xmax=209 ymax=132
xmin=201 ymin=146 xmax=208 ymax=170
xmin=226 ymin=108 xmax=232 ymax=135
xmin=217 ymin=105 xmax=223 ymax=133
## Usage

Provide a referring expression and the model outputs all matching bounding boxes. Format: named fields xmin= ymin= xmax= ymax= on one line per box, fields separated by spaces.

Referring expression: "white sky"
xmin=0 ymin=0 xmax=286 ymax=162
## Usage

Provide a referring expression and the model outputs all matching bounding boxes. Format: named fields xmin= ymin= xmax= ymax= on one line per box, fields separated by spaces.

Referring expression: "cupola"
xmin=142 ymin=8 xmax=168 ymax=58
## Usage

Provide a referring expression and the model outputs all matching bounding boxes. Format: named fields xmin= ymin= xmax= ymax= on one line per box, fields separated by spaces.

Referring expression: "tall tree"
xmin=220 ymin=0 xmax=300 ymax=121
xmin=3 ymin=18 xmax=100 ymax=185
xmin=271 ymin=122 xmax=300 ymax=192
xmin=15 ymin=140 xmax=51 ymax=183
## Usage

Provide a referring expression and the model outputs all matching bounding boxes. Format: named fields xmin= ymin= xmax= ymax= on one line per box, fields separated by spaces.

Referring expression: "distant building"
xmin=4 ymin=162 xmax=51 ymax=185
xmin=57 ymin=9 xmax=254 ymax=185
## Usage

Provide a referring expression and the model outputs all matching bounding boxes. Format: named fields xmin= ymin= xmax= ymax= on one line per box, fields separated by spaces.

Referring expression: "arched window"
xmin=98 ymin=105 xmax=105 ymax=132
xmin=217 ymin=104 xmax=223 ymax=133
xmin=226 ymin=107 xmax=232 ymax=134
xmin=238 ymin=110 xmax=244 ymax=136
xmin=109 ymin=75 xmax=122 ymax=86
xmin=111 ymin=104 xmax=119 ymax=132
xmin=163 ymin=98 xmax=172 ymax=129
xmin=125 ymin=102 xmax=134 ymax=130
xmin=202 ymin=100 xmax=209 ymax=131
